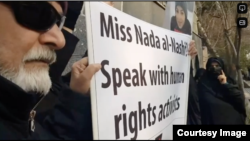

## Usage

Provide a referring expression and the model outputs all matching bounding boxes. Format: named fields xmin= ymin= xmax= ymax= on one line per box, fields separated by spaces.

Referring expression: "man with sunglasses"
xmin=0 ymin=2 xmax=101 ymax=139
xmin=35 ymin=2 xmax=94 ymax=139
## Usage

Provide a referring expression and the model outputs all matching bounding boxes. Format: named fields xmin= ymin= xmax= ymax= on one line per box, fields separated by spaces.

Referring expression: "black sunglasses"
xmin=3 ymin=2 xmax=66 ymax=32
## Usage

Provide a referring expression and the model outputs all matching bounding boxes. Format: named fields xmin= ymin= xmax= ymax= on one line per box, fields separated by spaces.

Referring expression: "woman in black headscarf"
xmin=170 ymin=2 xmax=191 ymax=35
xmin=197 ymin=57 xmax=246 ymax=124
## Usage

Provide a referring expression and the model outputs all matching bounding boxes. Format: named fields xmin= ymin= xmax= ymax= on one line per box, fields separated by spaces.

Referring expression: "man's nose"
xmin=38 ymin=24 xmax=66 ymax=50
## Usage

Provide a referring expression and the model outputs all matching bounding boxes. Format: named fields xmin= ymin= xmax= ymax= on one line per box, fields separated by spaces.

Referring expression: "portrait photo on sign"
xmin=163 ymin=2 xmax=195 ymax=36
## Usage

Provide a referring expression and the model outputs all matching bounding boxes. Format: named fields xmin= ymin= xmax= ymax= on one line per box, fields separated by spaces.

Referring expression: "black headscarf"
xmin=201 ymin=57 xmax=233 ymax=92
xmin=205 ymin=57 xmax=235 ymax=83
xmin=206 ymin=57 xmax=224 ymax=71
xmin=175 ymin=2 xmax=188 ymax=19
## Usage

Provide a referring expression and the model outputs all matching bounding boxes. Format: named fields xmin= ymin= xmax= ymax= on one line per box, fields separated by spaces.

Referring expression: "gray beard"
xmin=0 ymin=45 xmax=56 ymax=95
xmin=0 ymin=65 xmax=52 ymax=95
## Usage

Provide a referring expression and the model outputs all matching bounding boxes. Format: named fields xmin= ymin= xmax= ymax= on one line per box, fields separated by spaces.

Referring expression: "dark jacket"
xmin=34 ymin=29 xmax=93 ymax=139
xmin=194 ymin=68 xmax=206 ymax=82
xmin=187 ymin=64 xmax=201 ymax=125
xmin=197 ymin=58 xmax=246 ymax=124
xmin=0 ymin=75 xmax=92 ymax=139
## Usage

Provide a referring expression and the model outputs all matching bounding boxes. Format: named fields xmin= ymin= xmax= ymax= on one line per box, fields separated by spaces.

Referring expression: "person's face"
xmin=208 ymin=61 xmax=222 ymax=77
xmin=210 ymin=62 xmax=219 ymax=68
xmin=0 ymin=2 xmax=65 ymax=94
xmin=175 ymin=6 xmax=185 ymax=29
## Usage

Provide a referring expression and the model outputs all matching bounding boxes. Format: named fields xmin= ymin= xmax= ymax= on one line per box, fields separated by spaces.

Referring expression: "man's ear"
xmin=63 ymin=26 xmax=73 ymax=34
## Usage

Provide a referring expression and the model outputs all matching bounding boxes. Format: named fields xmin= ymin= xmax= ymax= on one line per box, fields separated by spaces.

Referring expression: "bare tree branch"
xmin=197 ymin=20 xmax=219 ymax=57
xmin=212 ymin=30 xmax=222 ymax=48
xmin=228 ymin=25 xmax=237 ymax=31
xmin=208 ymin=13 xmax=221 ymax=18
xmin=205 ymin=17 xmax=215 ymax=31
xmin=215 ymin=1 xmax=237 ymax=56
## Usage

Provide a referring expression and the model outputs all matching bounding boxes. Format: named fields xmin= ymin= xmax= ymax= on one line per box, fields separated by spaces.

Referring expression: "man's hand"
xmin=218 ymin=70 xmax=227 ymax=84
xmin=70 ymin=57 xmax=102 ymax=95
xmin=188 ymin=40 xmax=197 ymax=58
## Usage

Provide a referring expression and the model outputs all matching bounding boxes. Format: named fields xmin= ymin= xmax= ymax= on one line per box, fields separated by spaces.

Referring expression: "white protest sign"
xmin=85 ymin=2 xmax=191 ymax=140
